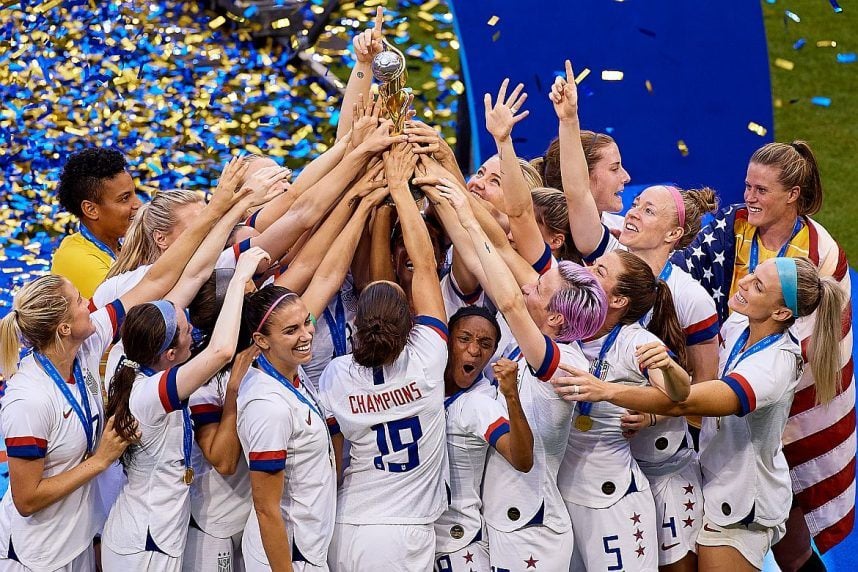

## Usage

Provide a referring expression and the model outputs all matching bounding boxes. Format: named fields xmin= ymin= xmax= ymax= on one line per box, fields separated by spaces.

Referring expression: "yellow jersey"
xmin=50 ymin=232 xmax=114 ymax=299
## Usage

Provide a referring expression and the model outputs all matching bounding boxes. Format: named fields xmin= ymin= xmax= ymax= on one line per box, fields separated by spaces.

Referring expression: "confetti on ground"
xmin=785 ymin=10 xmax=801 ymax=22
xmin=793 ymin=38 xmax=806 ymax=50
xmin=677 ymin=140 xmax=689 ymax=157
xmin=837 ymin=53 xmax=856 ymax=63
xmin=747 ymin=121 xmax=768 ymax=136
xmin=601 ymin=70 xmax=624 ymax=81
xmin=775 ymin=58 xmax=795 ymax=70
xmin=0 ymin=0 xmax=460 ymax=312
xmin=811 ymin=96 xmax=832 ymax=107
xmin=828 ymin=0 xmax=843 ymax=13
xmin=816 ymin=40 xmax=837 ymax=48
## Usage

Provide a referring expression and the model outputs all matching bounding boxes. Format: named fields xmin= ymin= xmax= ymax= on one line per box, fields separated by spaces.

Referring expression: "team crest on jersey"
xmin=591 ymin=359 xmax=611 ymax=381
xmin=217 ymin=552 xmax=231 ymax=572
xmin=84 ymin=370 xmax=100 ymax=396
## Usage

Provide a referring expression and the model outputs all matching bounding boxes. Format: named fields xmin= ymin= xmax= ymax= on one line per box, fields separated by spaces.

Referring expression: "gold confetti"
xmin=677 ymin=140 xmax=689 ymax=157
xmin=816 ymin=40 xmax=837 ymax=48
xmin=645 ymin=80 xmax=653 ymax=93
xmin=492 ymin=31 xmax=501 ymax=42
xmin=487 ymin=15 xmax=500 ymax=26
xmin=208 ymin=16 xmax=226 ymax=29
xmin=774 ymin=58 xmax=794 ymax=70
xmin=774 ymin=98 xmax=783 ymax=108
xmin=574 ymin=68 xmax=591 ymax=84
xmin=747 ymin=121 xmax=767 ymax=136
xmin=271 ymin=18 xmax=291 ymax=30
xmin=34 ymin=0 xmax=63 ymax=14
xmin=601 ymin=70 xmax=624 ymax=81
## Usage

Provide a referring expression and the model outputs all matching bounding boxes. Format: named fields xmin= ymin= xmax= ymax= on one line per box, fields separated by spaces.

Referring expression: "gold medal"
xmin=574 ymin=415 xmax=593 ymax=432
xmin=184 ymin=467 xmax=195 ymax=485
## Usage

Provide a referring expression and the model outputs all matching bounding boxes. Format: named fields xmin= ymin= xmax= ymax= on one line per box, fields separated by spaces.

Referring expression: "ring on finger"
xmin=572 ymin=384 xmax=580 ymax=395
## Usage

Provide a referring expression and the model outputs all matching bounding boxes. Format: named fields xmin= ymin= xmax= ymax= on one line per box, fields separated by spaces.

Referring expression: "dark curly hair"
xmin=57 ymin=148 xmax=128 ymax=218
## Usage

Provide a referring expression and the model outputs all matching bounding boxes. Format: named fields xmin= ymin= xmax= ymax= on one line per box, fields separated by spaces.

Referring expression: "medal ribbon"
xmin=141 ymin=366 xmax=193 ymax=478
xmin=35 ymin=353 xmax=95 ymax=455
xmin=720 ymin=327 xmax=783 ymax=377
xmin=257 ymin=354 xmax=325 ymax=425
xmin=748 ymin=218 xmax=802 ymax=272
xmin=577 ymin=324 xmax=623 ymax=417
xmin=79 ymin=223 xmax=117 ymax=260
xmin=323 ymin=293 xmax=348 ymax=358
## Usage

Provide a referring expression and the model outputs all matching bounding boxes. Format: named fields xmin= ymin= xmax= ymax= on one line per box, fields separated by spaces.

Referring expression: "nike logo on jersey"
xmin=703 ymin=523 xmax=721 ymax=533
xmin=63 ymin=408 xmax=73 ymax=419
xmin=661 ymin=542 xmax=680 ymax=551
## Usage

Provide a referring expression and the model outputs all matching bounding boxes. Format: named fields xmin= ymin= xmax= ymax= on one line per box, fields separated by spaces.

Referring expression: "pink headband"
xmin=666 ymin=186 xmax=686 ymax=229
xmin=255 ymin=292 xmax=298 ymax=334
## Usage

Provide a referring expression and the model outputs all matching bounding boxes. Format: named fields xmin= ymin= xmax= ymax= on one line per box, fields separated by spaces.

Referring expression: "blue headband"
xmin=773 ymin=258 xmax=799 ymax=317
xmin=151 ymin=300 xmax=178 ymax=355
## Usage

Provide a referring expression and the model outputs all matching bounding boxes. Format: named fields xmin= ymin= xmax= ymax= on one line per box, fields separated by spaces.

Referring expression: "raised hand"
xmin=484 ymin=78 xmax=529 ymax=142
xmin=404 ymin=120 xmax=443 ymax=155
xmin=227 ymin=345 xmax=259 ymax=392
xmin=493 ymin=358 xmax=520 ymax=401
xmin=359 ymin=119 xmax=407 ymax=154
xmin=209 ymin=156 xmax=250 ymax=212
xmin=347 ymin=161 xmax=387 ymax=203
xmin=436 ymin=177 xmax=475 ymax=225
xmin=352 ymin=93 xmax=383 ymax=148
xmin=550 ymin=59 xmax=579 ymax=122
xmin=353 ymin=6 xmax=385 ymax=63
xmin=383 ymin=142 xmax=417 ymax=187
xmin=234 ymin=246 xmax=271 ymax=281
xmin=240 ymin=165 xmax=291 ymax=208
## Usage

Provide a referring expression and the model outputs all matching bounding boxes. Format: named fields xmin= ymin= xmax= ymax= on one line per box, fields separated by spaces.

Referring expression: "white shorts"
xmin=183 ymin=526 xmax=244 ymax=572
xmin=329 ymin=523 xmax=434 ymax=572
xmin=101 ymin=544 xmax=181 ymax=572
xmin=434 ymin=539 xmax=489 ymax=571
xmin=486 ymin=523 xmax=573 ymax=572
xmin=0 ymin=545 xmax=94 ymax=572
xmin=648 ymin=462 xmax=703 ymax=566
xmin=696 ymin=515 xmax=786 ymax=570
xmin=244 ymin=549 xmax=327 ymax=572
xmin=566 ymin=489 xmax=658 ymax=572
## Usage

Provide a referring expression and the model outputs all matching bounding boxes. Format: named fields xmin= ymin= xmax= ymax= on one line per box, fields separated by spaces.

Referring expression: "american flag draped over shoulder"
xmin=670 ymin=203 xmax=856 ymax=553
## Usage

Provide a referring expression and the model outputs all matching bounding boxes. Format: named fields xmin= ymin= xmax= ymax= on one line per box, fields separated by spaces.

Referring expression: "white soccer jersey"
xmin=102 ymin=367 xmax=194 ymax=558
xmin=188 ymin=374 xmax=252 ymax=539
xmin=318 ymin=316 xmax=449 ymax=525
xmin=559 ymin=323 xmax=654 ymax=509
xmin=303 ymin=277 xmax=357 ymax=390
xmin=602 ymin=211 xmax=625 ymax=233
xmin=237 ymin=364 xmax=336 ymax=567
xmin=482 ymin=338 xmax=585 ymax=534
xmin=0 ymin=302 xmax=122 ymax=571
xmin=582 ymin=223 xmax=623 ymax=265
xmin=435 ymin=376 xmax=508 ymax=554
xmin=699 ymin=314 xmax=802 ymax=528
xmin=440 ymin=272 xmax=486 ymax=320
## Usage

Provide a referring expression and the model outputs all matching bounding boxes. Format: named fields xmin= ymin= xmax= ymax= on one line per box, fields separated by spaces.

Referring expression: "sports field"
xmin=762 ymin=0 xmax=858 ymax=259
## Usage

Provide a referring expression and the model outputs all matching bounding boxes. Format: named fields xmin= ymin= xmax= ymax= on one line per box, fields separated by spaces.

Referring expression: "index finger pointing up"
xmin=372 ymin=6 xmax=384 ymax=39
xmin=565 ymin=59 xmax=575 ymax=84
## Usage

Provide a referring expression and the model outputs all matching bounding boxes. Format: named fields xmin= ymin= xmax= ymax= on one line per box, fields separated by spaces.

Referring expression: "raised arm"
xmin=386 ymin=144 xmax=445 ymax=321
xmin=174 ymin=248 xmax=269 ymax=401
xmin=438 ymin=180 xmax=551 ymax=372
xmin=369 ymin=203 xmax=397 ymax=283
xmin=119 ymin=158 xmax=251 ymax=310
xmin=485 ymin=79 xmax=547 ymax=265
xmin=336 ymin=7 xmax=384 ymax=141
xmin=299 ymin=188 xmax=387 ymax=318
xmin=404 ymin=119 xmax=468 ymax=188
xmin=277 ymin=163 xmax=385 ymax=294
xmin=552 ymin=60 xmax=604 ymax=256
xmin=492 ymin=358 xmax=534 ymax=472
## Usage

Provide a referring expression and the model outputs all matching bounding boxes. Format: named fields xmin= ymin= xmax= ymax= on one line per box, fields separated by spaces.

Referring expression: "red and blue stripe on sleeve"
xmin=157 ymin=368 xmax=184 ymax=413
xmin=530 ymin=335 xmax=561 ymax=381
xmin=104 ymin=299 xmax=126 ymax=343
xmin=6 ymin=436 xmax=47 ymax=459
xmin=721 ymin=372 xmax=756 ymax=417
xmin=484 ymin=417 xmax=511 ymax=448
xmin=249 ymin=450 xmax=287 ymax=472
xmin=414 ymin=315 xmax=449 ymax=342
xmin=531 ymin=243 xmax=553 ymax=276
xmin=189 ymin=404 xmax=223 ymax=427
xmin=582 ymin=225 xmax=612 ymax=265
xmin=231 ymin=238 xmax=253 ymax=262
xmin=326 ymin=416 xmax=341 ymax=436
xmin=245 ymin=209 xmax=261 ymax=229
xmin=449 ymin=277 xmax=483 ymax=305
xmin=684 ymin=314 xmax=720 ymax=346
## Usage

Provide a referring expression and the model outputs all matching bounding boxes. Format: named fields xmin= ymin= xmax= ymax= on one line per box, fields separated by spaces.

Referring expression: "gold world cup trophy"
xmin=371 ymin=39 xmax=411 ymax=134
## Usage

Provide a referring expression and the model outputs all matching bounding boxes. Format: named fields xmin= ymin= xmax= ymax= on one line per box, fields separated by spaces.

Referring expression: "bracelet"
xmin=649 ymin=413 xmax=657 ymax=427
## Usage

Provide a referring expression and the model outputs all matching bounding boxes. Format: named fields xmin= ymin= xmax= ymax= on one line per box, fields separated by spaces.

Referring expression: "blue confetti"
xmin=785 ymin=10 xmax=801 ymax=23
xmin=836 ymin=53 xmax=856 ymax=63
xmin=811 ymin=96 xmax=832 ymax=107
xmin=828 ymin=0 xmax=843 ymax=13
xmin=793 ymin=38 xmax=806 ymax=50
